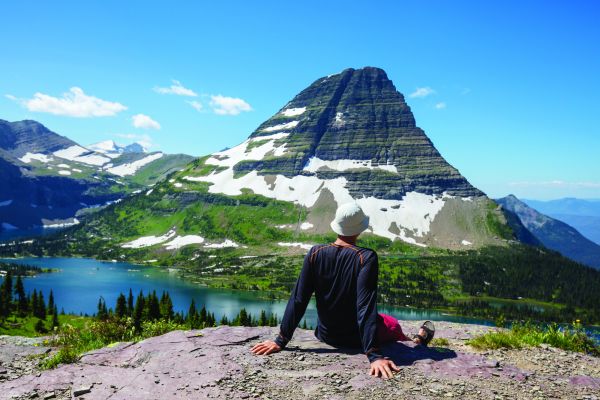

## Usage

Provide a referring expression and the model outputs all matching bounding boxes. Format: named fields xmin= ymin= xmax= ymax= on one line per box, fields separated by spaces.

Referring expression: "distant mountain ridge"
xmin=0 ymin=119 xmax=194 ymax=237
xmin=497 ymin=195 xmax=600 ymax=269
xmin=523 ymin=198 xmax=600 ymax=245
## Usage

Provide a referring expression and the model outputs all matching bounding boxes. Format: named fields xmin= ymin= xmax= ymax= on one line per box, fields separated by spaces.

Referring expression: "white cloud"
xmin=154 ymin=80 xmax=197 ymax=97
xmin=115 ymin=133 xmax=154 ymax=150
xmin=509 ymin=181 xmax=600 ymax=189
xmin=460 ymin=88 xmax=471 ymax=95
xmin=5 ymin=94 xmax=17 ymax=101
xmin=7 ymin=87 xmax=127 ymax=117
xmin=209 ymin=95 xmax=252 ymax=115
xmin=132 ymin=114 xmax=161 ymax=130
xmin=409 ymin=87 xmax=435 ymax=98
xmin=187 ymin=100 xmax=203 ymax=112
xmin=435 ymin=102 xmax=447 ymax=109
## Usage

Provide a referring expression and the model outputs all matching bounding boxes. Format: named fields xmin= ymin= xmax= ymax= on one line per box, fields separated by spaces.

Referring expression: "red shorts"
xmin=376 ymin=313 xmax=408 ymax=343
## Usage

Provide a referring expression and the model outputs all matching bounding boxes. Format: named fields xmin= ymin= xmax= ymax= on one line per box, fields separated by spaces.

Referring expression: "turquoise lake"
xmin=1 ymin=257 xmax=494 ymax=328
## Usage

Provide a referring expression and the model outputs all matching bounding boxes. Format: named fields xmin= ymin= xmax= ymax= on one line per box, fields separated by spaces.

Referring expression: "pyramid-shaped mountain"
xmin=240 ymin=67 xmax=481 ymax=199
xmin=182 ymin=67 xmax=509 ymax=247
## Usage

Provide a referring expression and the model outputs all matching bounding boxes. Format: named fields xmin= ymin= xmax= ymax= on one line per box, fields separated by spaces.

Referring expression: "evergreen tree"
xmin=47 ymin=290 xmax=55 ymax=316
xmin=0 ymin=271 xmax=13 ymax=319
xmin=258 ymin=310 xmax=267 ymax=326
xmin=52 ymin=306 xmax=59 ymax=329
xmin=133 ymin=291 xmax=145 ymax=332
xmin=188 ymin=299 xmax=199 ymax=329
xmin=115 ymin=293 xmax=127 ymax=319
xmin=14 ymin=275 xmax=27 ymax=316
xmin=301 ymin=319 xmax=308 ymax=329
xmin=97 ymin=297 xmax=108 ymax=320
xmin=147 ymin=291 xmax=161 ymax=321
xmin=30 ymin=289 xmax=38 ymax=317
xmin=37 ymin=291 xmax=46 ymax=320
xmin=127 ymin=288 xmax=134 ymax=317
xmin=220 ymin=315 xmax=229 ymax=326
xmin=159 ymin=291 xmax=174 ymax=320
xmin=199 ymin=304 xmax=207 ymax=326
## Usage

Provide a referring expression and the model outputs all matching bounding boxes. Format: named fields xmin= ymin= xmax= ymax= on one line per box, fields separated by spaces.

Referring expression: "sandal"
xmin=413 ymin=321 xmax=435 ymax=346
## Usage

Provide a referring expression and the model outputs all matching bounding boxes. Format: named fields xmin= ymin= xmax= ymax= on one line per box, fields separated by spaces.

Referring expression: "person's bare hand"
xmin=369 ymin=358 xmax=400 ymax=379
xmin=250 ymin=340 xmax=281 ymax=356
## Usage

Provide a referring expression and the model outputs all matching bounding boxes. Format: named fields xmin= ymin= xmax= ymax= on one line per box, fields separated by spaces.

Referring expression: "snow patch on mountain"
xmin=58 ymin=170 xmax=71 ymax=176
xmin=106 ymin=153 xmax=164 ymax=176
xmin=163 ymin=235 xmax=205 ymax=250
xmin=262 ymin=121 xmax=299 ymax=132
xmin=121 ymin=228 xmax=176 ymax=248
xmin=204 ymin=239 xmax=239 ymax=248
xmin=303 ymin=157 xmax=398 ymax=174
xmin=19 ymin=152 xmax=53 ymax=163
xmin=281 ymin=107 xmax=306 ymax=117
xmin=278 ymin=242 xmax=314 ymax=250
xmin=53 ymin=145 xmax=111 ymax=166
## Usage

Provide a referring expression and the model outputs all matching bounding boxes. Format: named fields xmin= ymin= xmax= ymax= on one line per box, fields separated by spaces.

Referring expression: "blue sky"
xmin=1 ymin=1 xmax=599 ymax=200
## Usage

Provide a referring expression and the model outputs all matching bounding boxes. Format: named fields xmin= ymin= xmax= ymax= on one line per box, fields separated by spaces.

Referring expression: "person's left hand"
xmin=250 ymin=340 xmax=282 ymax=355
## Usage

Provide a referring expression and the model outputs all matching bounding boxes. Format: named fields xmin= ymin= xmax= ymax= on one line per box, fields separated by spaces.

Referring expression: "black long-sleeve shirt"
xmin=274 ymin=243 xmax=383 ymax=362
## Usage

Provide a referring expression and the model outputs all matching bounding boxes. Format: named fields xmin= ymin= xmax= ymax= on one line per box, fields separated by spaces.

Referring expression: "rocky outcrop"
xmin=1 ymin=323 xmax=599 ymax=399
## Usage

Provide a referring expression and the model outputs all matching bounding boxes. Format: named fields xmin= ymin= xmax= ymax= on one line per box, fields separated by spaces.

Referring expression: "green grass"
xmin=0 ymin=314 xmax=89 ymax=337
xmin=468 ymin=321 xmax=600 ymax=356
xmin=42 ymin=318 xmax=187 ymax=369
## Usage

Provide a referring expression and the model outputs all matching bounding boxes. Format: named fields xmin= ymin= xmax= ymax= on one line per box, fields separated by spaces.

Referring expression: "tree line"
xmin=96 ymin=288 xmax=310 ymax=332
xmin=0 ymin=271 xmax=59 ymax=332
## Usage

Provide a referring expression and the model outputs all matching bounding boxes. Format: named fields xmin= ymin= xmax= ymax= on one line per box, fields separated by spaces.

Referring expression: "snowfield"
xmin=184 ymin=133 xmax=461 ymax=245
xmin=163 ymin=235 xmax=205 ymax=250
xmin=106 ymin=153 xmax=164 ymax=176
xmin=43 ymin=218 xmax=80 ymax=228
xmin=19 ymin=152 xmax=53 ymax=163
xmin=300 ymin=222 xmax=314 ymax=230
xmin=303 ymin=157 xmax=398 ymax=174
xmin=54 ymin=145 xmax=111 ymax=166
xmin=204 ymin=239 xmax=239 ymax=248
xmin=262 ymin=121 xmax=299 ymax=132
xmin=278 ymin=242 xmax=314 ymax=251
xmin=121 ymin=229 xmax=176 ymax=248
xmin=281 ymin=107 xmax=306 ymax=117
xmin=58 ymin=170 xmax=71 ymax=175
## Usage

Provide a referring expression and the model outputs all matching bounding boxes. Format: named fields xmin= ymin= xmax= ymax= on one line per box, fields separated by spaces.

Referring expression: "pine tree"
xmin=188 ymin=299 xmax=198 ymax=329
xmin=115 ymin=293 xmax=127 ymax=319
xmin=301 ymin=319 xmax=308 ymax=329
xmin=220 ymin=315 xmax=229 ymax=326
xmin=14 ymin=275 xmax=27 ymax=316
xmin=258 ymin=310 xmax=267 ymax=326
xmin=133 ymin=291 xmax=145 ymax=332
xmin=52 ymin=305 xmax=59 ymax=329
xmin=127 ymin=288 xmax=134 ymax=317
xmin=0 ymin=271 xmax=13 ymax=319
xmin=47 ymin=290 xmax=55 ymax=316
xmin=159 ymin=291 xmax=174 ymax=320
xmin=147 ymin=291 xmax=161 ymax=321
xmin=97 ymin=297 xmax=108 ymax=320
xmin=199 ymin=305 xmax=207 ymax=327
xmin=37 ymin=291 xmax=46 ymax=320
xmin=30 ymin=289 xmax=38 ymax=317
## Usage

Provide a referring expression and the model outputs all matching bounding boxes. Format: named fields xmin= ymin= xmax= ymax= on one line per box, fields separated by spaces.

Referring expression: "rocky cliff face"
xmin=0 ymin=120 xmax=77 ymax=158
xmin=497 ymin=195 xmax=600 ymax=269
xmin=239 ymin=67 xmax=481 ymax=199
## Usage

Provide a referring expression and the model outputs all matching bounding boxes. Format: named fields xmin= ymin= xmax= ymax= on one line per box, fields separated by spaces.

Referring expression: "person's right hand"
xmin=369 ymin=358 xmax=400 ymax=379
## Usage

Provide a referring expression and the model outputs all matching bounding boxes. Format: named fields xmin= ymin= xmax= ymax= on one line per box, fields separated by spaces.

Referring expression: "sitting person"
xmin=250 ymin=202 xmax=435 ymax=379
